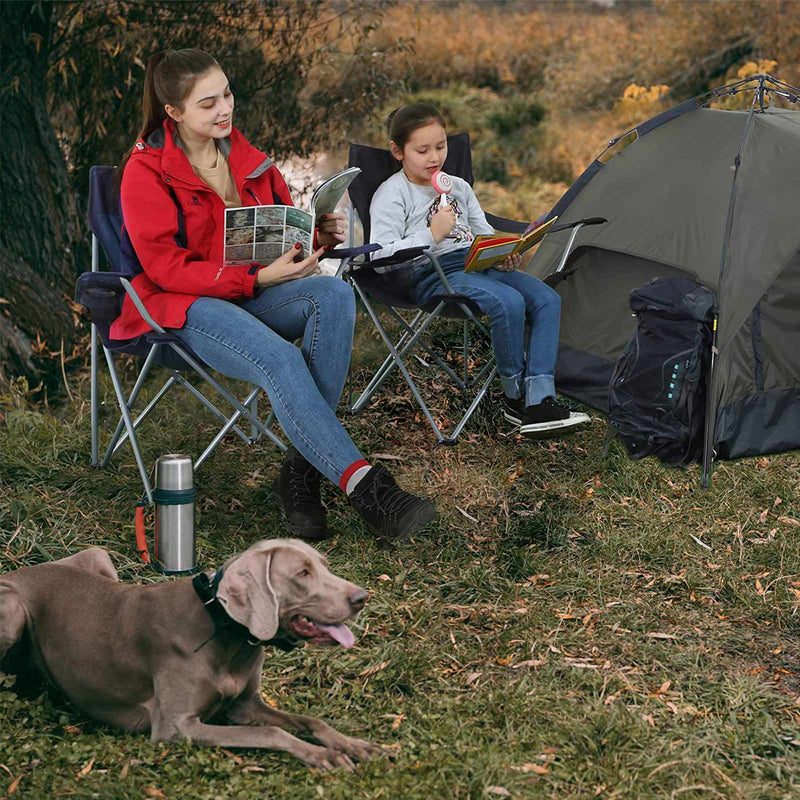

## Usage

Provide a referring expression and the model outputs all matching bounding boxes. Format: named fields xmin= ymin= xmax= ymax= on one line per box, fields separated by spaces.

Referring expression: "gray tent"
xmin=528 ymin=75 xmax=800 ymax=483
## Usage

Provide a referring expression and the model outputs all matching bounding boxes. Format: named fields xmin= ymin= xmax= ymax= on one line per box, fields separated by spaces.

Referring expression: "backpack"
xmin=607 ymin=276 xmax=715 ymax=466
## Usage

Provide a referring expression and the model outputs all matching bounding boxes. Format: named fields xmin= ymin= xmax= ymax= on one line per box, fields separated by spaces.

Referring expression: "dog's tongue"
xmin=316 ymin=622 xmax=355 ymax=648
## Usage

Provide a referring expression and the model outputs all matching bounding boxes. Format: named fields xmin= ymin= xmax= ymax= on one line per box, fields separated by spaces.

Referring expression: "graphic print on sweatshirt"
xmin=425 ymin=195 xmax=474 ymax=246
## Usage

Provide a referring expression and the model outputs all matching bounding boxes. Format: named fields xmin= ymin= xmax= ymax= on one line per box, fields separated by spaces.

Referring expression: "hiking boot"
xmin=273 ymin=447 xmax=327 ymax=541
xmin=348 ymin=465 xmax=437 ymax=547
xmin=502 ymin=396 xmax=524 ymax=426
xmin=520 ymin=398 xmax=591 ymax=439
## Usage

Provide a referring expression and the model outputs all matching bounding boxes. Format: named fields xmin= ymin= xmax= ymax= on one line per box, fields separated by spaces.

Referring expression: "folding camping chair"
xmin=75 ymin=166 xmax=286 ymax=505
xmin=338 ymin=133 xmax=602 ymax=444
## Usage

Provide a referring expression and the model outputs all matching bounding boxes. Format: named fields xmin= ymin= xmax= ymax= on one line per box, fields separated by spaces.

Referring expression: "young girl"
xmin=115 ymin=49 xmax=435 ymax=545
xmin=369 ymin=103 xmax=589 ymax=438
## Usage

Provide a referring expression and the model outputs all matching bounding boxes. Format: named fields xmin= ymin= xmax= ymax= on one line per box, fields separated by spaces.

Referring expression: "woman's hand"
xmin=256 ymin=244 xmax=326 ymax=287
xmin=430 ymin=204 xmax=457 ymax=243
xmin=316 ymin=212 xmax=347 ymax=247
xmin=495 ymin=253 xmax=521 ymax=272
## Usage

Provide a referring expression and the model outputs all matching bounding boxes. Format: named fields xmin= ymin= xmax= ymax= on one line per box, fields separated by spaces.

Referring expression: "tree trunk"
xmin=0 ymin=1 xmax=87 ymax=390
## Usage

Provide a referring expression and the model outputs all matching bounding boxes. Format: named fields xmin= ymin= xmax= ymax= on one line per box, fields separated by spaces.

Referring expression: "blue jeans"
xmin=414 ymin=248 xmax=561 ymax=405
xmin=173 ymin=276 xmax=363 ymax=485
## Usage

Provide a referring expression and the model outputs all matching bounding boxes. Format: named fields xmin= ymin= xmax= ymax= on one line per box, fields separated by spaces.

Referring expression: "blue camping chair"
xmin=338 ymin=133 xmax=602 ymax=444
xmin=75 ymin=166 xmax=287 ymax=503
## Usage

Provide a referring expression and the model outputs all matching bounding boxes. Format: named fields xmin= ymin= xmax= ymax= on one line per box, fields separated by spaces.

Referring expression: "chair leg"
xmin=446 ymin=363 xmax=498 ymax=443
xmin=102 ymin=347 xmax=153 ymax=503
xmin=195 ymin=385 xmax=262 ymax=471
xmin=165 ymin=342 xmax=287 ymax=453
xmin=90 ymin=323 xmax=99 ymax=466
xmin=351 ymin=286 xmax=447 ymax=443
xmin=102 ymin=345 xmax=161 ymax=465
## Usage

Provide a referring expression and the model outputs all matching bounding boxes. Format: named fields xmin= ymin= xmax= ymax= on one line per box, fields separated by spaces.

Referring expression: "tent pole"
xmin=702 ymin=77 xmax=764 ymax=488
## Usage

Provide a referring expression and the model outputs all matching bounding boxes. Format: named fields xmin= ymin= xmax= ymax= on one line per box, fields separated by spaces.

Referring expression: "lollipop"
xmin=431 ymin=170 xmax=453 ymax=207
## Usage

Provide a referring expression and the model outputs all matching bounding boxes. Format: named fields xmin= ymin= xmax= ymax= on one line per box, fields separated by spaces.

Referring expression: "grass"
xmin=1 ymin=315 xmax=799 ymax=800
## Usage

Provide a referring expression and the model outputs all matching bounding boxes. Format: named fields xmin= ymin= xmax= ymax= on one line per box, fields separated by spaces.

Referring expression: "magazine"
xmin=223 ymin=166 xmax=361 ymax=266
xmin=462 ymin=216 xmax=558 ymax=273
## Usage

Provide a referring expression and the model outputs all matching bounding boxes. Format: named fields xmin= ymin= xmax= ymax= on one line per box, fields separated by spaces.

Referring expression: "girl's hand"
xmin=316 ymin=212 xmax=346 ymax=247
xmin=496 ymin=253 xmax=521 ymax=272
xmin=256 ymin=244 xmax=326 ymax=287
xmin=430 ymin=204 xmax=457 ymax=243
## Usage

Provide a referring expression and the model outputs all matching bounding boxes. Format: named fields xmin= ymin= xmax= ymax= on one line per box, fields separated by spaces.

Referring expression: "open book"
xmin=223 ymin=166 xmax=361 ymax=266
xmin=462 ymin=216 xmax=558 ymax=273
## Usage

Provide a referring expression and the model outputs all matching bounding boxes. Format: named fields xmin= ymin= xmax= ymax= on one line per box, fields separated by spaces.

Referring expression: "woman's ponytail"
xmin=116 ymin=48 xmax=219 ymax=190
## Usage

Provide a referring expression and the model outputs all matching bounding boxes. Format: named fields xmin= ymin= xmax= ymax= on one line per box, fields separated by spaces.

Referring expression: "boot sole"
xmin=520 ymin=414 xmax=591 ymax=439
xmin=377 ymin=503 xmax=438 ymax=549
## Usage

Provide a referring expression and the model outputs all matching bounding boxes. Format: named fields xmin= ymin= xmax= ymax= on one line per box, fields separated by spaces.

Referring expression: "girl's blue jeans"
xmin=414 ymin=248 xmax=561 ymax=405
xmin=173 ymin=275 xmax=363 ymax=486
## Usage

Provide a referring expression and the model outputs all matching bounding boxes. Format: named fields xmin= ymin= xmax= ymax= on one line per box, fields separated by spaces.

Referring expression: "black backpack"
xmin=607 ymin=276 xmax=715 ymax=466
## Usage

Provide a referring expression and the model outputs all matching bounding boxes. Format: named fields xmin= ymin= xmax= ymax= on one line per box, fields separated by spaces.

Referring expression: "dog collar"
xmin=192 ymin=568 xmax=300 ymax=652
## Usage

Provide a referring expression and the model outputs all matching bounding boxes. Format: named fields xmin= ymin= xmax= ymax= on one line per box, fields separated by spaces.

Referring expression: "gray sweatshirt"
xmin=369 ymin=170 xmax=494 ymax=259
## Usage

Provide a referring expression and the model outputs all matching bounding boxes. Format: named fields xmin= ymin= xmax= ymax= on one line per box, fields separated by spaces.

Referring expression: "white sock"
xmin=345 ymin=465 xmax=372 ymax=495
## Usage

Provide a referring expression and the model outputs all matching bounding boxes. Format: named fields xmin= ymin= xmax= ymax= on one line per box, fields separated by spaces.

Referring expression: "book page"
xmin=309 ymin=166 xmax=361 ymax=219
xmin=223 ymin=205 xmax=314 ymax=266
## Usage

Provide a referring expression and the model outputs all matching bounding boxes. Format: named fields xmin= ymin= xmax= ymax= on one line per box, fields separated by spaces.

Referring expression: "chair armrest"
xmin=550 ymin=217 xmax=606 ymax=233
xmin=367 ymin=247 xmax=429 ymax=269
xmin=119 ymin=277 xmax=167 ymax=334
xmin=321 ymin=243 xmax=381 ymax=260
xmin=484 ymin=212 xmax=530 ymax=234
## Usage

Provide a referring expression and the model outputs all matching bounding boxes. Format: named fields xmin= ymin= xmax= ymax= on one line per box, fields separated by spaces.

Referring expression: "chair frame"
xmin=85 ymin=169 xmax=286 ymax=505
xmin=338 ymin=137 xmax=603 ymax=444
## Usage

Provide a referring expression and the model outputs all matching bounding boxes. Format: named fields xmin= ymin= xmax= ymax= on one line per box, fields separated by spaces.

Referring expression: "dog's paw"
xmin=332 ymin=735 xmax=388 ymax=762
xmin=300 ymin=744 xmax=356 ymax=772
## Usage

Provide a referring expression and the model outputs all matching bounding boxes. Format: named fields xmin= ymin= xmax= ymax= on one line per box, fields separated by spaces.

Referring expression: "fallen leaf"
xmin=242 ymin=765 xmax=266 ymax=772
xmin=7 ymin=775 xmax=22 ymax=795
xmin=143 ymin=788 xmax=166 ymax=799
xmin=646 ymin=632 xmax=679 ymax=640
xmin=119 ymin=760 xmax=130 ymax=779
xmin=77 ymin=758 xmax=95 ymax=777
xmin=511 ymin=659 xmax=545 ymax=669
xmin=486 ymin=787 xmax=512 ymax=797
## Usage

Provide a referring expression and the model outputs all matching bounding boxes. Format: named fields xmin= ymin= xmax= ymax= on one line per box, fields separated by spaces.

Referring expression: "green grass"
xmin=1 ymin=318 xmax=799 ymax=799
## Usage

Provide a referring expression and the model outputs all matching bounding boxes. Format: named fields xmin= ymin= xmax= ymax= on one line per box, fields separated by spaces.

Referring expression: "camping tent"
xmin=527 ymin=74 xmax=800 ymax=483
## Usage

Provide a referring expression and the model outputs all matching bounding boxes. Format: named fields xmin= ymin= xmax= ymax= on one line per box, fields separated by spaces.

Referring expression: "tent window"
xmin=598 ymin=130 xmax=639 ymax=164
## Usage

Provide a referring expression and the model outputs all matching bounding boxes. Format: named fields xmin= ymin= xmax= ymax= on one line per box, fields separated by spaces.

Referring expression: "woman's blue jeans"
xmin=414 ymin=248 xmax=562 ymax=405
xmin=173 ymin=275 xmax=363 ymax=485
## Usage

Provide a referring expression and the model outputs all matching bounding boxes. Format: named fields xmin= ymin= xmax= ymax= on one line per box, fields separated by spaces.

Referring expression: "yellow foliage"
xmin=737 ymin=60 xmax=779 ymax=79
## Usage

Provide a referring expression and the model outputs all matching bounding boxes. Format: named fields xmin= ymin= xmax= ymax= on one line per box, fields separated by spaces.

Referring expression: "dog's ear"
xmin=216 ymin=547 xmax=279 ymax=641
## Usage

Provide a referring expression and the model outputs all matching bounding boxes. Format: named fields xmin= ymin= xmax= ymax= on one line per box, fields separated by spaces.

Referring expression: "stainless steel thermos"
xmin=153 ymin=454 xmax=197 ymax=574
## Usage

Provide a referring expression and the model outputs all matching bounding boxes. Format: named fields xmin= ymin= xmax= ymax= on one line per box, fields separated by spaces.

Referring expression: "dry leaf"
xmin=7 ymin=775 xmax=22 ymax=795
xmin=391 ymin=714 xmax=406 ymax=730
xmin=242 ymin=765 xmax=266 ymax=772
xmin=143 ymin=788 xmax=166 ymax=799
xmin=77 ymin=758 xmax=95 ymax=777
xmin=377 ymin=574 xmax=391 ymax=581
xmin=512 ymin=659 xmax=545 ymax=669
xmin=486 ymin=787 xmax=512 ymax=797
xmin=646 ymin=632 xmax=679 ymax=640
xmin=119 ymin=760 xmax=130 ymax=779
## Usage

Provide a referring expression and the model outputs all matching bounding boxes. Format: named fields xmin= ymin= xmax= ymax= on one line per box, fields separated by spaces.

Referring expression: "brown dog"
xmin=0 ymin=539 xmax=384 ymax=771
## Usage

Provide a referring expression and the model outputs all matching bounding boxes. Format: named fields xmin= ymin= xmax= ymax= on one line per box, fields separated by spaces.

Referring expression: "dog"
xmin=0 ymin=539 xmax=384 ymax=771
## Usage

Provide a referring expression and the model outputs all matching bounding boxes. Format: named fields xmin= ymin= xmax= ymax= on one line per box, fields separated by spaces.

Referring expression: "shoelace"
xmin=288 ymin=460 xmax=321 ymax=508
xmin=360 ymin=470 xmax=419 ymax=518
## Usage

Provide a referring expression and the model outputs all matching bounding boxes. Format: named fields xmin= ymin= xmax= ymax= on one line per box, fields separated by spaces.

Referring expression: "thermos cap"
xmin=155 ymin=454 xmax=194 ymax=491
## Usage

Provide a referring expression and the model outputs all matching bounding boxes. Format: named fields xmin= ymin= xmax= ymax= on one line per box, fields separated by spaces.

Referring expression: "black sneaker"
xmin=520 ymin=398 xmax=590 ymax=439
xmin=273 ymin=447 xmax=327 ymax=540
xmin=503 ymin=396 xmax=524 ymax=426
xmin=348 ymin=465 xmax=437 ymax=547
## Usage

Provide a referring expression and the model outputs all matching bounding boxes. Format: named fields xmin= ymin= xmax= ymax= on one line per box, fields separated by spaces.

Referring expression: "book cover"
xmin=463 ymin=216 xmax=558 ymax=273
xmin=223 ymin=166 xmax=360 ymax=266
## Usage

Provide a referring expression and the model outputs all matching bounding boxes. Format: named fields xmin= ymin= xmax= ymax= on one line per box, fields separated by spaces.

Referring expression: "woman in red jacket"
xmin=117 ymin=49 xmax=435 ymax=545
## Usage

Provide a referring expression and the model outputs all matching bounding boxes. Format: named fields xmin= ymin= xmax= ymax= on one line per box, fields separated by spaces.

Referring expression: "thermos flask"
xmin=153 ymin=454 xmax=197 ymax=574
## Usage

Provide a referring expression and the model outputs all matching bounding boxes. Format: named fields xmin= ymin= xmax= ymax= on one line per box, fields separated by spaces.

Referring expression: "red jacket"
xmin=111 ymin=120 xmax=294 ymax=340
